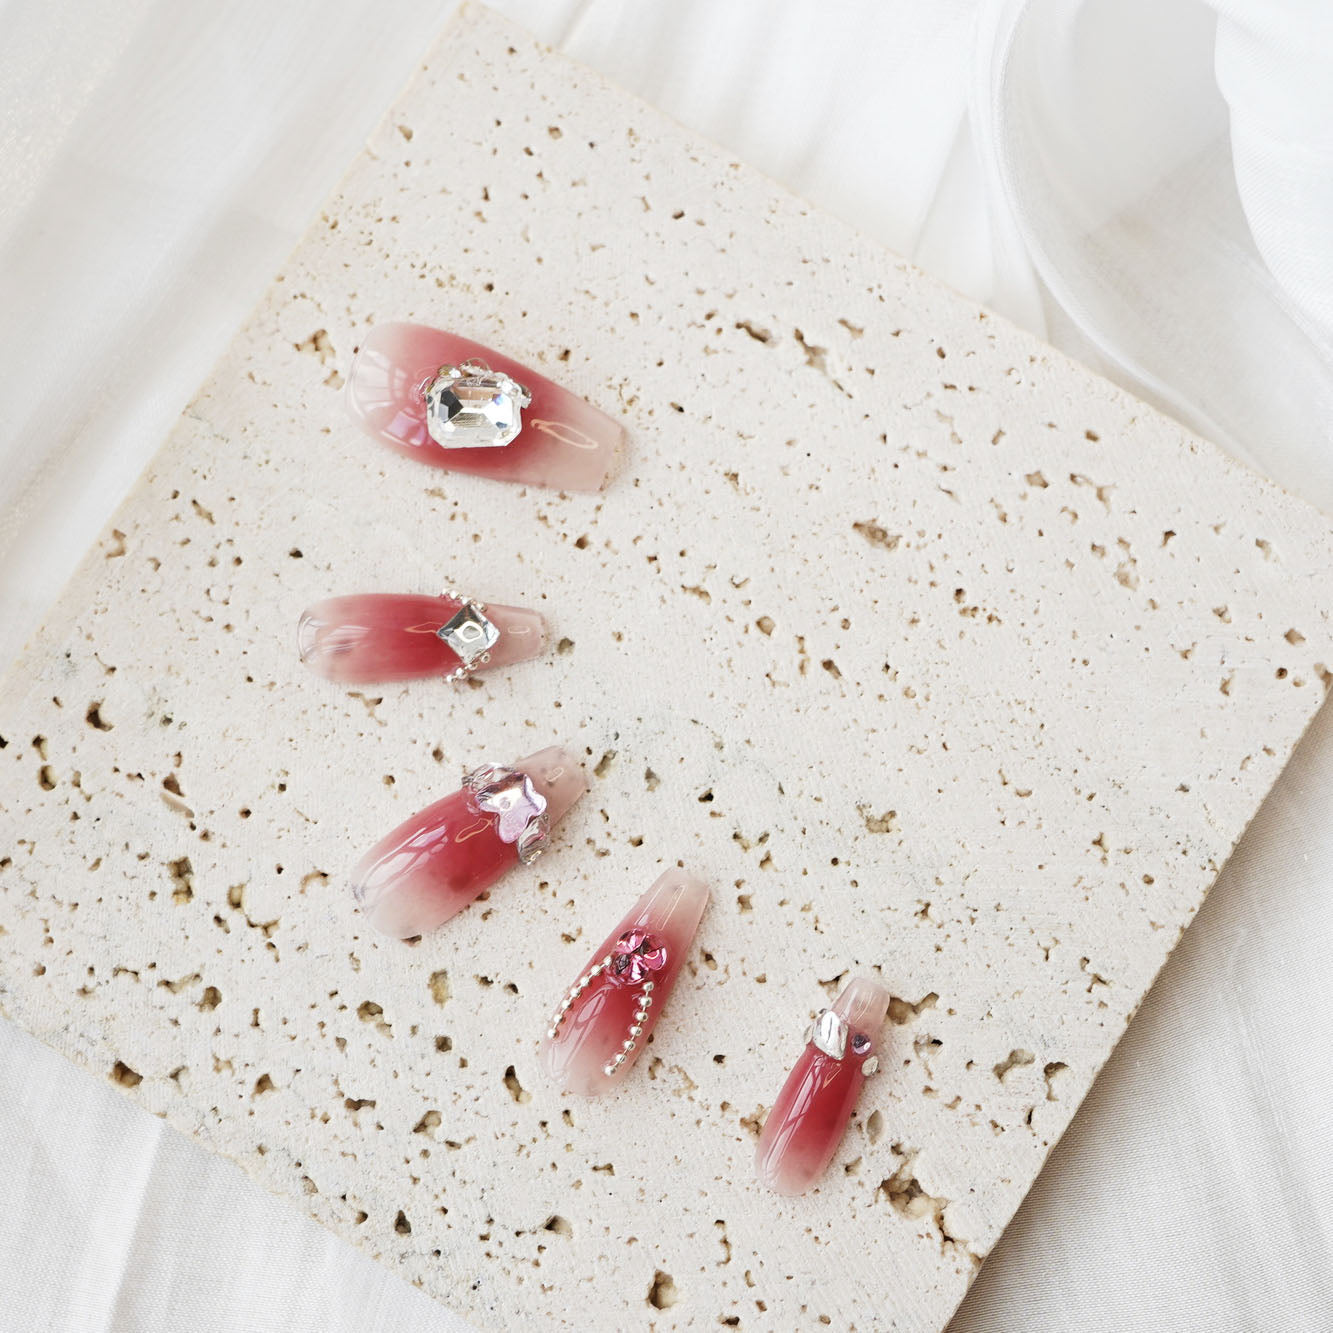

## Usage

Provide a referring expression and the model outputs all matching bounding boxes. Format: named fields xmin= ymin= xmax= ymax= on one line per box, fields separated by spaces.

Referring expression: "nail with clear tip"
xmin=755 ymin=975 xmax=890 ymax=1195
xmin=540 ymin=869 xmax=709 ymax=1095
xmin=345 ymin=322 xmax=625 ymax=491
xmin=298 ymin=591 xmax=546 ymax=685
xmin=351 ymin=746 xmax=586 ymax=938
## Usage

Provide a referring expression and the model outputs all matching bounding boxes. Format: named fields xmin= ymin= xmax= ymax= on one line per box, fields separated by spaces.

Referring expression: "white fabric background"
xmin=1 ymin=1 xmax=1330 ymax=1328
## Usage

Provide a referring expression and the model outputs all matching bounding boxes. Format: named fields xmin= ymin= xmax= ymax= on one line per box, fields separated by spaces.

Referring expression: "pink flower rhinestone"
xmin=610 ymin=929 xmax=667 ymax=984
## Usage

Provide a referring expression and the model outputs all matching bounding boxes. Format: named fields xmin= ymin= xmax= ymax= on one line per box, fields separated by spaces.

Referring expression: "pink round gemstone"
xmin=610 ymin=929 xmax=667 ymax=984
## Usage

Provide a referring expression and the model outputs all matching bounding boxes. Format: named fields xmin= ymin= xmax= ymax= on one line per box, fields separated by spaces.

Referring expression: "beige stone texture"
xmin=2 ymin=7 xmax=1331 ymax=1330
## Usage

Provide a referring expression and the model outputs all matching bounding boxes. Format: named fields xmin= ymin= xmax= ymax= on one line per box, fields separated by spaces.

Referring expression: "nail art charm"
xmin=755 ymin=975 xmax=890 ymax=1195
xmin=351 ymin=746 xmax=586 ymax=938
xmin=346 ymin=323 xmax=625 ymax=491
xmin=298 ymin=588 xmax=545 ymax=685
xmin=541 ymin=870 xmax=709 ymax=1095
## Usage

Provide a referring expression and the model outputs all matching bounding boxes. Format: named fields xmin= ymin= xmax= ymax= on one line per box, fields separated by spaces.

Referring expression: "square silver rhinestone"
xmin=437 ymin=603 xmax=500 ymax=665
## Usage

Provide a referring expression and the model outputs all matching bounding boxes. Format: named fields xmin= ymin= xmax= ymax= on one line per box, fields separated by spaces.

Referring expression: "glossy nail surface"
xmin=298 ymin=592 xmax=545 ymax=684
xmin=541 ymin=869 xmax=709 ymax=1095
xmin=352 ymin=746 xmax=586 ymax=938
xmin=755 ymin=975 xmax=889 ymax=1195
xmin=346 ymin=322 xmax=624 ymax=491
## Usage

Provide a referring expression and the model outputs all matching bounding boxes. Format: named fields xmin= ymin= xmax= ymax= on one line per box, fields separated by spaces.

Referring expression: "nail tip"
xmin=754 ymin=1157 xmax=804 ymax=1197
xmin=295 ymin=609 xmax=317 ymax=666
xmin=532 ymin=744 xmax=589 ymax=790
xmin=525 ymin=611 xmax=550 ymax=658
xmin=667 ymin=871 xmax=711 ymax=921
xmin=838 ymin=975 xmax=892 ymax=1031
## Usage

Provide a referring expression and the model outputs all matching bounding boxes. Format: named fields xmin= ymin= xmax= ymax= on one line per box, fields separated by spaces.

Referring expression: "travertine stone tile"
xmin=2 ymin=8 xmax=1330 ymax=1330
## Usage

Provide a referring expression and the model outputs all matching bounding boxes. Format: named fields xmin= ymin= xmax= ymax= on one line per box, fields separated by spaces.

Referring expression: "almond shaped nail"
xmin=540 ymin=869 xmax=709 ymax=1095
xmin=298 ymin=592 xmax=545 ymax=684
xmin=346 ymin=322 xmax=625 ymax=491
xmin=352 ymin=746 xmax=586 ymax=938
xmin=755 ymin=975 xmax=890 ymax=1195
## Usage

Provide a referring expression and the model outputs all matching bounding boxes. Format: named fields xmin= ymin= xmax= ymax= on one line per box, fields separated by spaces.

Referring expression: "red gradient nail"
xmin=755 ymin=975 xmax=890 ymax=1195
xmin=346 ymin=322 xmax=624 ymax=491
xmin=352 ymin=746 xmax=586 ymax=938
xmin=298 ymin=590 xmax=545 ymax=684
xmin=541 ymin=869 xmax=709 ymax=1095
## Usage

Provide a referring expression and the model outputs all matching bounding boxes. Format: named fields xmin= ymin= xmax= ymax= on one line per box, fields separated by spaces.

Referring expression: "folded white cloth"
xmin=0 ymin=2 xmax=1329 ymax=1330
xmin=972 ymin=0 xmax=1333 ymax=509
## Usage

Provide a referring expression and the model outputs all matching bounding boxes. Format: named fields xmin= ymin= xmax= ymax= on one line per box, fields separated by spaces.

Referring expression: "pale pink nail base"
xmin=298 ymin=592 xmax=545 ymax=684
xmin=540 ymin=870 xmax=709 ymax=1095
xmin=345 ymin=322 xmax=625 ymax=492
xmin=755 ymin=975 xmax=890 ymax=1195
xmin=351 ymin=746 xmax=587 ymax=939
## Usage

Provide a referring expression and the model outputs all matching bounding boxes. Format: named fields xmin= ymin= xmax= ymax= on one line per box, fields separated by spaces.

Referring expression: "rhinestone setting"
xmin=436 ymin=596 xmax=500 ymax=676
xmin=462 ymin=763 xmax=550 ymax=864
xmin=807 ymin=1007 xmax=880 ymax=1077
xmin=424 ymin=358 xmax=533 ymax=449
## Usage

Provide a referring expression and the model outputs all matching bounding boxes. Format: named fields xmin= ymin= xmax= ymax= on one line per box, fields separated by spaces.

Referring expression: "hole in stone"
xmin=168 ymin=856 xmax=194 ymax=904
xmin=993 ymin=1048 xmax=1035 ymax=1081
xmin=887 ymin=992 xmax=937 ymax=1024
xmin=414 ymin=1109 xmax=442 ymax=1135
xmin=648 ymin=1270 xmax=679 ymax=1310
xmin=735 ymin=319 xmax=772 ymax=344
xmin=394 ymin=1210 xmax=412 ymax=1235
xmin=1043 ymin=1061 xmax=1069 ymax=1101
xmin=85 ymin=703 xmax=113 ymax=731
xmin=503 ymin=1065 xmax=531 ymax=1103
xmin=544 ymin=1214 xmax=572 ymax=1237
xmin=111 ymin=1061 xmax=142 ymax=1088
xmin=853 ymin=519 xmax=901 ymax=551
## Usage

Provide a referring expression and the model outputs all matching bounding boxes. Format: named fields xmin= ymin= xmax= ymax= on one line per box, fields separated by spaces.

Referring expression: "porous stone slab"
xmin=2 ymin=7 xmax=1331 ymax=1330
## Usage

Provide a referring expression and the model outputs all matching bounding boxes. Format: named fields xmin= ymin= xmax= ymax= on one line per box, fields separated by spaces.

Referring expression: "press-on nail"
xmin=755 ymin=975 xmax=890 ymax=1195
xmin=352 ymin=746 xmax=586 ymax=938
xmin=298 ymin=592 xmax=545 ymax=684
xmin=541 ymin=869 xmax=709 ymax=1095
xmin=346 ymin=323 xmax=624 ymax=491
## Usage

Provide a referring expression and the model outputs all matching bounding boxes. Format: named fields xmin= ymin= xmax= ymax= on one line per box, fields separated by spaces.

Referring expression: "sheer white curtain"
xmin=973 ymin=0 xmax=1333 ymax=508
xmin=1 ymin=1 xmax=1329 ymax=1328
